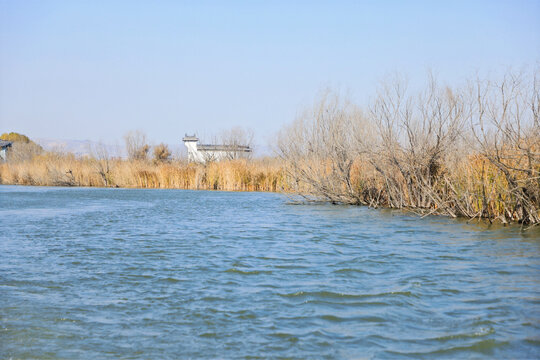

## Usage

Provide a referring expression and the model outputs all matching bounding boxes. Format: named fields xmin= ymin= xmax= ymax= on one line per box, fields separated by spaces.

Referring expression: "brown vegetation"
xmin=153 ymin=143 xmax=172 ymax=163
xmin=0 ymin=153 xmax=286 ymax=192
xmin=124 ymin=130 xmax=150 ymax=160
xmin=278 ymin=70 xmax=540 ymax=225
xmin=1 ymin=70 xmax=538 ymax=226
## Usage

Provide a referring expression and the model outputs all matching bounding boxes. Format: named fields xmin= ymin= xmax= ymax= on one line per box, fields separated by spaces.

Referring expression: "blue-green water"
xmin=1 ymin=186 xmax=539 ymax=359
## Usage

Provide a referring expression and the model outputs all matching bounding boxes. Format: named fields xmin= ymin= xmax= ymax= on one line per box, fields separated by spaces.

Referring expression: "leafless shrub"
xmin=124 ymin=130 xmax=149 ymax=161
xmin=277 ymin=91 xmax=368 ymax=203
xmin=466 ymin=69 xmax=540 ymax=224
xmin=89 ymin=142 xmax=113 ymax=186
xmin=220 ymin=126 xmax=254 ymax=147
xmin=196 ymin=127 xmax=253 ymax=163
xmin=278 ymin=70 xmax=540 ymax=225
xmin=220 ymin=127 xmax=254 ymax=160
xmin=368 ymin=74 xmax=466 ymax=215
xmin=153 ymin=143 xmax=171 ymax=162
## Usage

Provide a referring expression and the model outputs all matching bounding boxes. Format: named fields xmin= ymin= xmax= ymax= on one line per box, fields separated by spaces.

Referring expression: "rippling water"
xmin=1 ymin=185 xmax=539 ymax=359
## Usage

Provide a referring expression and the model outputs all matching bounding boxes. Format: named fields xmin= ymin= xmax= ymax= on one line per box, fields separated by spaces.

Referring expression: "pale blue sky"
xmin=1 ymin=0 xmax=539 ymax=147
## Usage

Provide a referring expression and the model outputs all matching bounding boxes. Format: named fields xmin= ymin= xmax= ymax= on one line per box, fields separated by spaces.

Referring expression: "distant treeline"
xmin=1 ymin=69 xmax=539 ymax=225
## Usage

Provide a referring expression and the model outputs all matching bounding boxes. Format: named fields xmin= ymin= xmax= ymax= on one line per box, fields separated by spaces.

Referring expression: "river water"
xmin=1 ymin=186 xmax=539 ymax=359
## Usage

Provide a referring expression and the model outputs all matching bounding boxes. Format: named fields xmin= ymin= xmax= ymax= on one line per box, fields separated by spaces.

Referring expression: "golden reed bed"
xmin=0 ymin=154 xmax=287 ymax=192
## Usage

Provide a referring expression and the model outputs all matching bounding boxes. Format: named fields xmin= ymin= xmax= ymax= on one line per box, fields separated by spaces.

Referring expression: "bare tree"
xmin=220 ymin=126 xmax=254 ymax=160
xmin=196 ymin=127 xmax=254 ymax=163
xmin=277 ymin=90 xmax=366 ymax=203
xmin=467 ymin=69 xmax=540 ymax=224
xmin=124 ymin=130 xmax=149 ymax=161
xmin=89 ymin=142 xmax=113 ymax=186
xmin=368 ymin=74 xmax=466 ymax=215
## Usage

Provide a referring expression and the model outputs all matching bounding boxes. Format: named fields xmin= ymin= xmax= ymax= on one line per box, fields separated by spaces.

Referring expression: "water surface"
xmin=1 ymin=186 xmax=539 ymax=358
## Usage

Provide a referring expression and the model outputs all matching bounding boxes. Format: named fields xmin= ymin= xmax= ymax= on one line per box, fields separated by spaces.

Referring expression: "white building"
xmin=182 ymin=134 xmax=252 ymax=163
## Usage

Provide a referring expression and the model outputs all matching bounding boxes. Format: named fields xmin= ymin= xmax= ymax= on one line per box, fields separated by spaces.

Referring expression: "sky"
xmin=1 ymin=0 xmax=539 ymax=150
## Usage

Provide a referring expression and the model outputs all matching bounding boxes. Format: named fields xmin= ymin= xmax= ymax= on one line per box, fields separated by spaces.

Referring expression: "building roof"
xmin=0 ymin=140 xmax=12 ymax=148
xmin=198 ymin=144 xmax=252 ymax=152
xmin=182 ymin=134 xmax=199 ymax=142
xmin=182 ymin=133 xmax=251 ymax=152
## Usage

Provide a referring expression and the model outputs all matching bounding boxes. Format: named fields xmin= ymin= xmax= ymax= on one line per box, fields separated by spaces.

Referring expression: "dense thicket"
xmin=278 ymin=70 xmax=540 ymax=225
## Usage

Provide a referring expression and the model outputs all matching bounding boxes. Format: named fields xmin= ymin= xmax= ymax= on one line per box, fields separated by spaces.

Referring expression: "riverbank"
xmin=1 ymin=151 xmax=539 ymax=226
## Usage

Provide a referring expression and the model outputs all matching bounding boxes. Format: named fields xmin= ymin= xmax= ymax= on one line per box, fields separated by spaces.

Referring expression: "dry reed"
xmin=0 ymin=155 xmax=287 ymax=193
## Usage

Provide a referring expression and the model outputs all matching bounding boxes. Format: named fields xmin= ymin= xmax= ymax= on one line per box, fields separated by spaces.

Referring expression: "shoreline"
xmin=2 ymin=182 xmax=537 ymax=229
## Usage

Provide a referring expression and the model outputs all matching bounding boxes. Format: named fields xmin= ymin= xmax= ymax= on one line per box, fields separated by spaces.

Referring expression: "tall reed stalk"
xmin=0 ymin=155 xmax=287 ymax=193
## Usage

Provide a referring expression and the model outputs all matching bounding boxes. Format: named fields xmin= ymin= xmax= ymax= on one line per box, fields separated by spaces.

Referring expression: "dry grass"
xmin=0 ymin=154 xmax=287 ymax=192
xmin=0 ymin=148 xmax=537 ymax=224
